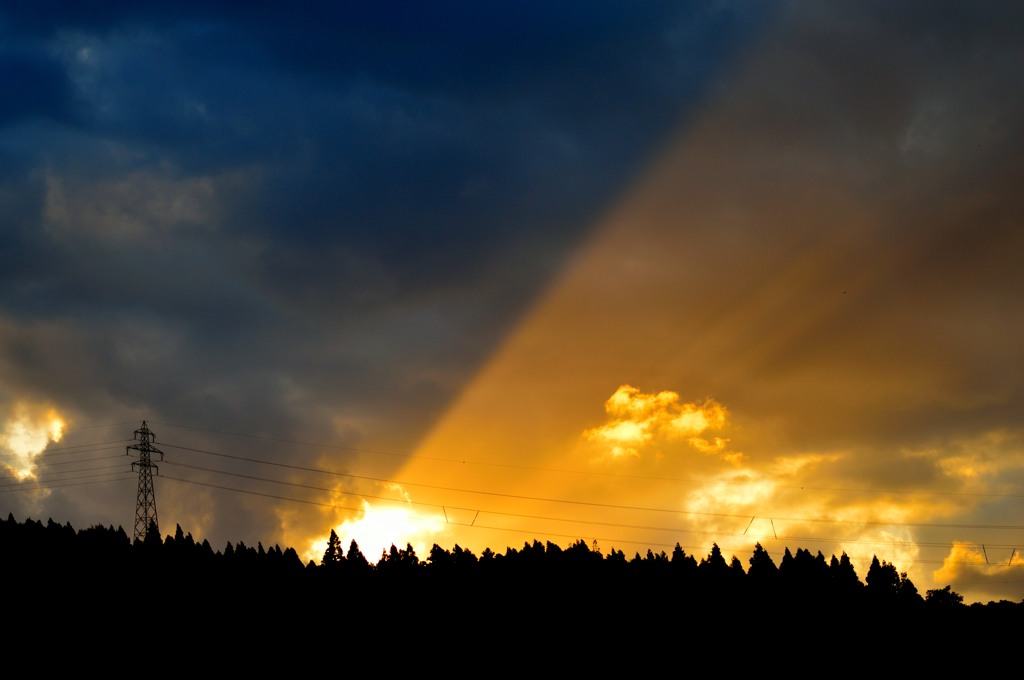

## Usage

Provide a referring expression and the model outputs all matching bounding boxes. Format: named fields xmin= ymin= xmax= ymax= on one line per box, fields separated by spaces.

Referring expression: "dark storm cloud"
xmin=3 ymin=2 xmax=765 ymax=271
xmin=0 ymin=3 xmax=764 ymax=336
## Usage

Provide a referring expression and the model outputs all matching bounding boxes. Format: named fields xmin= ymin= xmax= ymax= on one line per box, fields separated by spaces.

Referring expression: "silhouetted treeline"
xmin=4 ymin=512 xmax=1020 ymax=655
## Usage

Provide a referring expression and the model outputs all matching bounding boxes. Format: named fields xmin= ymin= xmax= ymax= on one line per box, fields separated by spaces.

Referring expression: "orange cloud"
xmin=932 ymin=541 xmax=1021 ymax=603
xmin=584 ymin=385 xmax=739 ymax=461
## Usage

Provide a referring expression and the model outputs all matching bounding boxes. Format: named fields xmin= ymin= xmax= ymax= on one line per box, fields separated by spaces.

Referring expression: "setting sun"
xmin=309 ymin=499 xmax=448 ymax=565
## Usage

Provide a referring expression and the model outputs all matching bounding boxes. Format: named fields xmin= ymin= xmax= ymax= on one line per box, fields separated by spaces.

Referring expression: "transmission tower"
xmin=127 ymin=420 xmax=164 ymax=543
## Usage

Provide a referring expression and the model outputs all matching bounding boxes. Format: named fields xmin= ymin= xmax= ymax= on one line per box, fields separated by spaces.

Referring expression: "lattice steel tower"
xmin=127 ymin=420 xmax=164 ymax=543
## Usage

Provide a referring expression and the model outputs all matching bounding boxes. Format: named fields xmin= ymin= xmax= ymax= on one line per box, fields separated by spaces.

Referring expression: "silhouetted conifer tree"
xmin=669 ymin=543 xmax=699 ymax=592
xmin=747 ymin=542 xmax=778 ymax=583
xmin=562 ymin=539 xmax=601 ymax=586
xmin=427 ymin=543 xmax=452 ymax=570
xmin=865 ymin=555 xmax=902 ymax=607
xmin=828 ymin=551 xmax=863 ymax=603
xmin=897 ymin=570 xmax=924 ymax=608
xmin=699 ymin=543 xmax=729 ymax=576
xmin=322 ymin=529 xmax=344 ymax=569
xmin=346 ymin=539 xmax=370 ymax=573
xmin=450 ymin=544 xmax=477 ymax=571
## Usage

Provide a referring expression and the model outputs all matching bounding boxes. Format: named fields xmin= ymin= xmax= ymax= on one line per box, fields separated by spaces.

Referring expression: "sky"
xmin=2 ymin=1 xmax=1023 ymax=605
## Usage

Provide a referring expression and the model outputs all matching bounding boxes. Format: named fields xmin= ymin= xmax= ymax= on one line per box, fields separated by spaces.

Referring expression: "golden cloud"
xmin=931 ymin=541 xmax=1021 ymax=602
xmin=584 ymin=385 xmax=740 ymax=461
xmin=0 ymin=401 xmax=65 ymax=480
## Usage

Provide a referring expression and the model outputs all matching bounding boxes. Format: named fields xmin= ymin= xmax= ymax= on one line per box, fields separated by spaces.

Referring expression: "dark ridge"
xmin=4 ymin=512 xmax=1020 ymax=663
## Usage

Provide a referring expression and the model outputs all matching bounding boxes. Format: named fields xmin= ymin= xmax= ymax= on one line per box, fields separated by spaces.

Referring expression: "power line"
xmin=162 ymin=440 xmax=755 ymax=519
xmin=0 ymin=462 xmax=131 ymax=486
xmin=0 ymin=472 xmax=134 ymax=493
xmin=149 ymin=420 xmax=1024 ymax=501
xmin=0 ymin=446 xmax=127 ymax=468
xmin=161 ymin=474 xmax=366 ymax=514
xmin=159 ymin=452 xmax=1024 ymax=563
xmin=157 ymin=472 xmax=1024 ymax=573
xmin=160 ymin=439 xmax=1024 ymax=533
xmin=34 ymin=440 xmax=132 ymax=453
xmin=21 ymin=426 xmax=1024 ymax=553
xmin=161 ymin=458 xmax=1024 ymax=552
xmin=2 ymin=454 xmax=126 ymax=471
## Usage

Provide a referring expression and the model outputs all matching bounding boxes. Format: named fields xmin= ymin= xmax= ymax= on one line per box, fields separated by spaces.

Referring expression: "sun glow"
xmin=309 ymin=499 xmax=448 ymax=565
xmin=0 ymin=403 xmax=65 ymax=480
xmin=686 ymin=472 xmax=778 ymax=513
